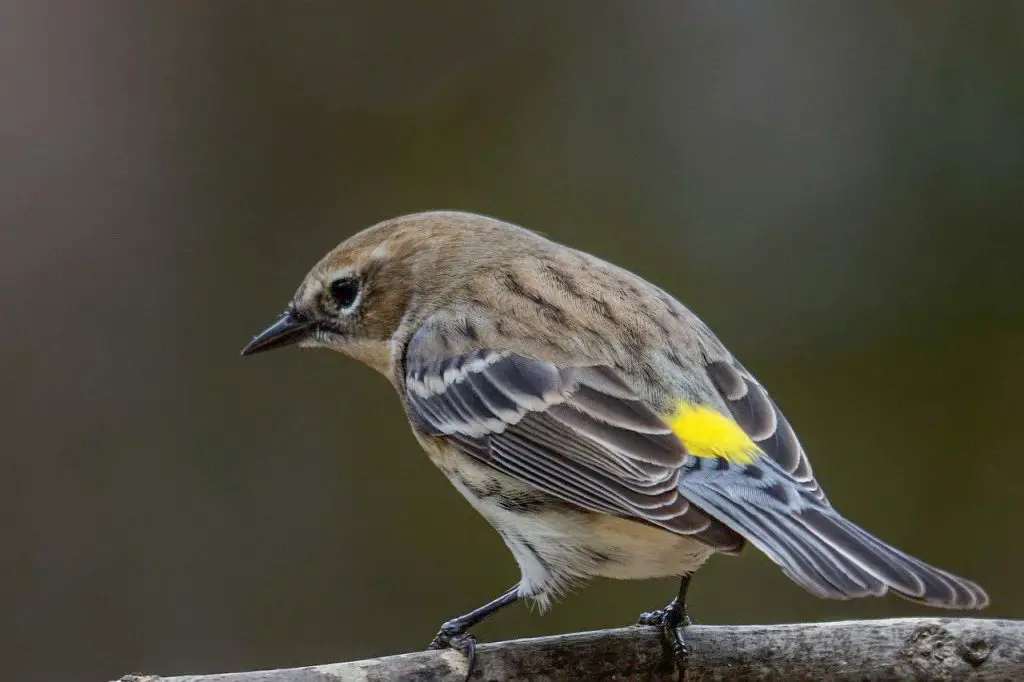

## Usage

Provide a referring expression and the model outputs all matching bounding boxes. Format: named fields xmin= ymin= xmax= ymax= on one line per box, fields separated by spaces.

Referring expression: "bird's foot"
xmin=637 ymin=597 xmax=693 ymax=629
xmin=428 ymin=620 xmax=478 ymax=681
xmin=637 ymin=597 xmax=691 ymax=668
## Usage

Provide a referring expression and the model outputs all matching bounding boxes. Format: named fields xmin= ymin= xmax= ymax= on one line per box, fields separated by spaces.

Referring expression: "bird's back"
xmin=377 ymin=212 xmax=730 ymax=417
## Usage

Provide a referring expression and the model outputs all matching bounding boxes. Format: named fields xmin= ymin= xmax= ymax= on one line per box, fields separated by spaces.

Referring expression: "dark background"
xmin=2 ymin=3 xmax=1022 ymax=681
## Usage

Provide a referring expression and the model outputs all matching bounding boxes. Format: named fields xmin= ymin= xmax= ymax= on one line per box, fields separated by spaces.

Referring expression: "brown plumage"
xmin=242 ymin=210 xmax=988 ymax=670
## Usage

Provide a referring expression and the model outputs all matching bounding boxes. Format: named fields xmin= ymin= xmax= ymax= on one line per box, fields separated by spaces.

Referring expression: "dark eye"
xmin=329 ymin=277 xmax=360 ymax=310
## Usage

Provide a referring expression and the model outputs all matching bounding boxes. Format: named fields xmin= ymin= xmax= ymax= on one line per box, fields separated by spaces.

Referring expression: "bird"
xmin=241 ymin=210 xmax=988 ymax=673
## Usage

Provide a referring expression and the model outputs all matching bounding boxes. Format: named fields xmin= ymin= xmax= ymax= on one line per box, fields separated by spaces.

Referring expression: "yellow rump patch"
xmin=665 ymin=401 xmax=760 ymax=464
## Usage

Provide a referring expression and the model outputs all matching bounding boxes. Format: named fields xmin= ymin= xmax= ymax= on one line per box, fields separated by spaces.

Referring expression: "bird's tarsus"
xmin=426 ymin=584 xmax=519 ymax=681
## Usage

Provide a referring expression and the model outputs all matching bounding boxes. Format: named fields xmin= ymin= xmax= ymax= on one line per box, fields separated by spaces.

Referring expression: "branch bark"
xmin=118 ymin=617 xmax=1023 ymax=682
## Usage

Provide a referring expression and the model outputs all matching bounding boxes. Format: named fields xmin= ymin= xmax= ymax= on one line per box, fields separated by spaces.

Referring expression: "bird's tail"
xmin=681 ymin=467 xmax=989 ymax=609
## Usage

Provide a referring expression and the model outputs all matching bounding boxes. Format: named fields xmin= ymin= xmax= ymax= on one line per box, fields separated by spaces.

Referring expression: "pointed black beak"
xmin=240 ymin=310 xmax=313 ymax=356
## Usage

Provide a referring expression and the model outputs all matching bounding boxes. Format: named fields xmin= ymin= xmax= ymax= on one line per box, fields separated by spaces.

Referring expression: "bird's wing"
xmin=403 ymin=341 xmax=741 ymax=550
xmin=699 ymin=357 xmax=983 ymax=606
xmin=403 ymin=329 xmax=987 ymax=609
xmin=704 ymin=359 xmax=826 ymax=502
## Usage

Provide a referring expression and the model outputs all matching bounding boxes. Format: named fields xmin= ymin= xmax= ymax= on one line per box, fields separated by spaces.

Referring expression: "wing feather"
xmin=406 ymin=344 xmax=739 ymax=550
xmin=404 ymin=329 xmax=987 ymax=608
xmin=706 ymin=360 xmax=826 ymax=502
xmin=680 ymin=456 xmax=988 ymax=608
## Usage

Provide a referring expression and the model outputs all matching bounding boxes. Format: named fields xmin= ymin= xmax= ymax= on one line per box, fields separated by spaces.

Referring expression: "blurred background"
xmin=2 ymin=2 xmax=1022 ymax=681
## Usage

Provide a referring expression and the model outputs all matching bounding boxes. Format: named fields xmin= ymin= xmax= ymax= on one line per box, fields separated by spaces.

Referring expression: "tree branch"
xmin=118 ymin=618 xmax=1023 ymax=682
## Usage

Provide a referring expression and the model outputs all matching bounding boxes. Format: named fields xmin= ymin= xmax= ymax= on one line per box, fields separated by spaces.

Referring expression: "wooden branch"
xmin=118 ymin=618 xmax=1023 ymax=682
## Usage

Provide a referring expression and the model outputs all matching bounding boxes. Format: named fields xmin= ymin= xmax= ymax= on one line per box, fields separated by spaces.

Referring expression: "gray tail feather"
xmin=684 ymin=484 xmax=989 ymax=609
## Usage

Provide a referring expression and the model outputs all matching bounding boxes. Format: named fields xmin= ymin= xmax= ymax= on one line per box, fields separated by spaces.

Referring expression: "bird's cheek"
xmin=336 ymin=339 xmax=393 ymax=375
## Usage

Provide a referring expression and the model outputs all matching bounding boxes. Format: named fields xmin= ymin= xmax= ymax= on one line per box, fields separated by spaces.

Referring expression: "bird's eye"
xmin=329 ymin=277 xmax=360 ymax=311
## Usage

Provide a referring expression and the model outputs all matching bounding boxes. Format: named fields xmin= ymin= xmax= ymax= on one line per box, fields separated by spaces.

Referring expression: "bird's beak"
xmin=240 ymin=310 xmax=313 ymax=356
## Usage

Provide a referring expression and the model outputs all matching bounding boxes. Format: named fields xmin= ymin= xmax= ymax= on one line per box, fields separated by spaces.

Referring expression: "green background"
xmin=2 ymin=3 xmax=1022 ymax=681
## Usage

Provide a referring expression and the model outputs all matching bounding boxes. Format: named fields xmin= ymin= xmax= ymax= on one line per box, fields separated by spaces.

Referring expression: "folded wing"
xmin=405 ymin=345 xmax=741 ymax=550
xmin=404 ymin=329 xmax=988 ymax=609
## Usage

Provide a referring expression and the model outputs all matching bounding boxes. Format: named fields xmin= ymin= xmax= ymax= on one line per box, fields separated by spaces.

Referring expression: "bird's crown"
xmin=241 ymin=210 xmax=542 ymax=372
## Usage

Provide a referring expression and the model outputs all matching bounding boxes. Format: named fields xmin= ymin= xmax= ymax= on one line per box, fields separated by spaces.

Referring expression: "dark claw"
xmin=637 ymin=608 xmax=667 ymax=626
xmin=637 ymin=597 xmax=692 ymax=672
xmin=428 ymin=619 xmax=459 ymax=648
xmin=429 ymin=622 xmax=478 ymax=681
xmin=425 ymin=585 xmax=519 ymax=681
xmin=661 ymin=598 xmax=690 ymax=662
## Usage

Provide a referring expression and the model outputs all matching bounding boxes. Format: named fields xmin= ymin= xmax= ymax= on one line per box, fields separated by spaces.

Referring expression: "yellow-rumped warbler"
xmin=242 ymin=211 xmax=987 ymax=669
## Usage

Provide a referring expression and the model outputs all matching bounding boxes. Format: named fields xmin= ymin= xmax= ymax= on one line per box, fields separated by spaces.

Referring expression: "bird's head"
xmin=240 ymin=211 xmax=514 ymax=373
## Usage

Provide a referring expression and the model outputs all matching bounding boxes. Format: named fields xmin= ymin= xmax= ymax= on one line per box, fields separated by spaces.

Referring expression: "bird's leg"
xmin=428 ymin=584 xmax=519 ymax=679
xmin=637 ymin=573 xmax=693 ymax=667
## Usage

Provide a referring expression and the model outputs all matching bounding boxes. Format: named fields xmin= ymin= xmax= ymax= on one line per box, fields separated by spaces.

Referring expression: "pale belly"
xmin=421 ymin=437 xmax=714 ymax=609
